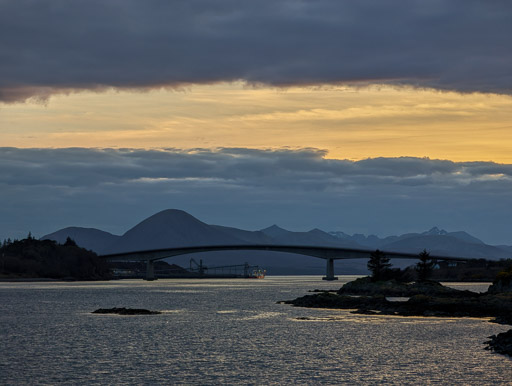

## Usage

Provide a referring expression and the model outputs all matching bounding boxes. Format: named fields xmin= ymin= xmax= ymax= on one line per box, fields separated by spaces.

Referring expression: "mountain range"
xmin=42 ymin=209 xmax=512 ymax=274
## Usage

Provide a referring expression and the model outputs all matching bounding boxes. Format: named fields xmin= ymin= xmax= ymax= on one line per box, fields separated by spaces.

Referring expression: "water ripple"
xmin=0 ymin=277 xmax=510 ymax=385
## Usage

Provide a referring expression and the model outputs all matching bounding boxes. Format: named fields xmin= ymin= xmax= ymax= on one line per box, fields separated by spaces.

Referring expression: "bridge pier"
xmin=322 ymin=258 xmax=338 ymax=281
xmin=145 ymin=260 xmax=156 ymax=281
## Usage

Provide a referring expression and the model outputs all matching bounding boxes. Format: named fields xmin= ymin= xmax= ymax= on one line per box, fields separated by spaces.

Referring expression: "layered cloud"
xmin=1 ymin=0 xmax=511 ymax=102
xmin=1 ymin=147 xmax=511 ymax=244
xmin=3 ymin=146 xmax=512 ymax=187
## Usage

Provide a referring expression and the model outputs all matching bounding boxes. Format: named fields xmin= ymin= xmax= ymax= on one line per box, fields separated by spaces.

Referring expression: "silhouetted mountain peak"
xmin=124 ymin=209 xmax=201 ymax=235
xmin=108 ymin=209 xmax=244 ymax=253
xmin=264 ymin=224 xmax=284 ymax=230
xmin=422 ymin=227 xmax=448 ymax=236
xmin=260 ymin=224 xmax=291 ymax=238
xmin=328 ymin=231 xmax=351 ymax=239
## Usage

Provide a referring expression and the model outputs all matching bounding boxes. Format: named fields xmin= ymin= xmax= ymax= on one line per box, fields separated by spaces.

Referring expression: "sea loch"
xmin=1 ymin=276 xmax=510 ymax=385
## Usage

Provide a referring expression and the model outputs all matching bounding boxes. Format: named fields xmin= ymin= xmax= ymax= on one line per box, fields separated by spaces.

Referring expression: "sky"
xmin=1 ymin=1 xmax=512 ymax=245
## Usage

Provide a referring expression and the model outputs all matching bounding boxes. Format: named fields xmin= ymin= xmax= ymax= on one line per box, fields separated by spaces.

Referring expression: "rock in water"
xmin=92 ymin=307 xmax=161 ymax=315
xmin=485 ymin=329 xmax=512 ymax=357
xmin=487 ymin=266 xmax=512 ymax=294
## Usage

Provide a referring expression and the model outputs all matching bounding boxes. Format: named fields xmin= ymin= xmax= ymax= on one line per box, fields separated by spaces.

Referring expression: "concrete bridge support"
xmin=145 ymin=260 xmax=156 ymax=281
xmin=322 ymin=258 xmax=338 ymax=281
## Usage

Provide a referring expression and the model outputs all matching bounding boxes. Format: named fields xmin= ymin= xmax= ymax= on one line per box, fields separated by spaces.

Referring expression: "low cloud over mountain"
xmin=3 ymin=147 xmax=512 ymax=245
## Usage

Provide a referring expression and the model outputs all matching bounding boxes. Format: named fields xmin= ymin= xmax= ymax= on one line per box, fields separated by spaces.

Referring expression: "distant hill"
xmin=211 ymin=225 xmax=275 ymax=244
xmin=329 ymin=226 xmax=511 ymax=260
xmin=42 ymin=227 xmax=120 ymax=255
xmin=497 ymin=245 xmax=512 ymax=254
xmin=381 ymin=235 xmax=510 ymax=260
xmin=329 ymin=227 xmax=486 ymax=249
xmin=260 ymin=225 xmax=361 ymax=248
xmin=41 ymin=209 xmax=512 ymax=274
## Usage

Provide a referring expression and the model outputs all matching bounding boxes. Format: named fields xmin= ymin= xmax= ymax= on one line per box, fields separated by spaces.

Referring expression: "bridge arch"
xmin=101 ymin=244 xmax=471 ymax=281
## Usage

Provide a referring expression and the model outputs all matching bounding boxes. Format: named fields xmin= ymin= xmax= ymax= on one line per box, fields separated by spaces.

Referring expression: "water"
xmin=0 ymin=276 xmax=510 ymax=385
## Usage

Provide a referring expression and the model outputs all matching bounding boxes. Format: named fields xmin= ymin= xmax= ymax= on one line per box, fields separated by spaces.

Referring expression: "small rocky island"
xmin=286 ymin=278 xmax=512 ymax=320
xmin=283 ymin=251 xmax=512 ymax=357
xmin=92 ymin=307 xmax=161 ymax=315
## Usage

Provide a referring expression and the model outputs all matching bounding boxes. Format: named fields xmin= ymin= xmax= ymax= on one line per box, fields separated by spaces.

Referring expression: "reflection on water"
xmin=442 ymin=282 xmax=492 ymax=293
xmin=0 ymin=276 xmax=510 ymax=385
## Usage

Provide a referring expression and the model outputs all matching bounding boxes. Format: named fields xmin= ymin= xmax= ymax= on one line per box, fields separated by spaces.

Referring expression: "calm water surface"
xmin=0 ymin=276 xmax=510 ymax=385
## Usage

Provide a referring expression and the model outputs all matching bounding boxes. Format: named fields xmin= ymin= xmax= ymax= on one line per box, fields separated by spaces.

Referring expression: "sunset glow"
xmin=2 ymin=83 xmax=512 ymax=162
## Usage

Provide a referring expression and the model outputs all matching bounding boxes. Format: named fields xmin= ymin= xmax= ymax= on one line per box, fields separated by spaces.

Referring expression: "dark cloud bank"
xmin=1 ymin=147 xmax=511 ymax=244
xmin=1 ymin=0 xmax=511 ymax=102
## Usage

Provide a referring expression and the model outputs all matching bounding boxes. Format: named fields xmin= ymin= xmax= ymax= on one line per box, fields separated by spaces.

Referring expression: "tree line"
xmin=368 ymin=249 xmax=444 ymax=282
xmin=0 ymin=234 xmax=111 ymax=280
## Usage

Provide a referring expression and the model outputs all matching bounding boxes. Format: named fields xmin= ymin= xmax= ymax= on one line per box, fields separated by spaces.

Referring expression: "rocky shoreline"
xmin=282 ymin=277 xmax=512 ymax=357
xmin=284 ymin=291 xmax=512 ymax=322
xmin=337 ymin=277 xmax=480 ymax=297
xmin=485 ymin=330 xmax=512 ymax=356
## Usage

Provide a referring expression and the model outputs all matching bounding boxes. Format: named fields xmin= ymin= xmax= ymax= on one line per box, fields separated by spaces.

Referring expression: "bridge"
xmin=100 ymin=244 xmax=473 ymax=281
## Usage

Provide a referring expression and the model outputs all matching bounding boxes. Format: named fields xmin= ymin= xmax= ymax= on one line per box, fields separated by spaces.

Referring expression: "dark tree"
xmin=64 ymin=237 xmax=77 ymax=247
xmin=415 ymin=249 xmax=435 ymax=282
xmin=367 ymin=249 xmax=391 ymax=282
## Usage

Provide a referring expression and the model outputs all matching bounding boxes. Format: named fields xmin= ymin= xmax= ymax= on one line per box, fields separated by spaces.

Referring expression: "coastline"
xmin=0 ymin=277 xmax=110 ymax=282
xmin=283 ymin=277 xmax=512 ymax=357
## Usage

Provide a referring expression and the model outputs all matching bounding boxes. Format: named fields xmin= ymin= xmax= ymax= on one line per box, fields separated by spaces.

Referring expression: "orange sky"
xmin=2 ymin=82 xmax=512 ymax=162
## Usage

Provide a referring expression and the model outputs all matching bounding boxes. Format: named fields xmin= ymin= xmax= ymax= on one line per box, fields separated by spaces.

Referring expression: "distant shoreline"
xmin=0 ymin=276 xmax=493 ymax=283
xmin=0 ymin=277 xmax=108 ymax=282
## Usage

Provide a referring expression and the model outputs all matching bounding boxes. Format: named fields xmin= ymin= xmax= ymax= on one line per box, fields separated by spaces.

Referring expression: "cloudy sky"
xmin=1 ymin=1 xmax=512 ymax=245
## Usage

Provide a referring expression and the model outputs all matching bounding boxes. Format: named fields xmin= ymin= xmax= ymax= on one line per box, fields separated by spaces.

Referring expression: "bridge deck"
xmin=100 ymin=244 xmax=473 ymax=263
xmin=100 ymin=244 xmax=474 ymax=281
